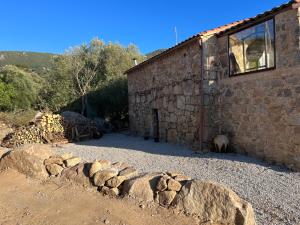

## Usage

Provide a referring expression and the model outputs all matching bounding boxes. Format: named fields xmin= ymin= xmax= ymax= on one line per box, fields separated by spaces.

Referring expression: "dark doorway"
xmin=152 ymin=109 xmax=159 ymax=142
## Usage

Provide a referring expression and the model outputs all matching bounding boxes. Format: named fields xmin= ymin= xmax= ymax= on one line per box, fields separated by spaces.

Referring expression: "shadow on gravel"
xmin=70 ymin=133 xmax=292 ymax=174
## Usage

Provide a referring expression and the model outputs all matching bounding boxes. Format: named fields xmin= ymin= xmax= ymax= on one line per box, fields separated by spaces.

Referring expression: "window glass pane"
xmin=229 ymin=19 xmax=275 ymax=75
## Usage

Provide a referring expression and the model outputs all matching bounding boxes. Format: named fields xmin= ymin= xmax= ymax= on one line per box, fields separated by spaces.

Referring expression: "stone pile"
xmin=90 ymin=160 xmax=138 ymax=196
xmin=1 ymin=112 xmax=104 ymax=148
xmin=155 ymin=172 xmax=191 ymax=206
xmin=42 ymin=154 xmax=139 ymax=197
xmin=44 ymin=153 xmax=81 ymax=176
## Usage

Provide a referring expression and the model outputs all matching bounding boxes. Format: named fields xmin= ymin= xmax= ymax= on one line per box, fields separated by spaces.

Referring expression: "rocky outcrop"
xmin=174 ymin=180 xmax=256 ymax=225
xmin=0 ymin=144 xmax=53 ymax=179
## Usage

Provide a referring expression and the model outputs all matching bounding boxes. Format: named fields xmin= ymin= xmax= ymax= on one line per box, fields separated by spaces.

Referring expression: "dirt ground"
xmin=56 ymin=133 xmax=300 ymax=225
xmin=0 ymin=169 xmax=198 ymax=225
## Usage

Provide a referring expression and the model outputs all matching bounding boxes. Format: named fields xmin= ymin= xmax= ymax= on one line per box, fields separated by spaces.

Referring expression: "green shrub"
xmin=0 ymin=81 xmax=16 ymax=110
xmin=0 ymin=65 xmax=43 ymax=110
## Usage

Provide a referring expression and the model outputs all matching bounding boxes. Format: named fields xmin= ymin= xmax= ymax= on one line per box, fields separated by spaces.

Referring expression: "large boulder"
xmin=60 ymin=163 xmax=92 ymax=187
xmin=119 ymin=167 xmax=138 ymax=179
xmin=122 ymin=173 xmax=163 ymax=202
xmin=174 ymin=180 xmax=256 ymax=225
xmin=89 ymin=160 xmax=111 ymax=177
xmin=156 ymin=176 xmax=168 ymax=191
xmin=167 ymin=178 xmax=182 ymax=191
xmin=64 ymin=157 xmax=81 ymax=168
xmin=159 ymin=190 xmax=177 ymax=206
xmin=93 ymin=169 xmax=118 ymax=187
xmin=44 ymin=156 xmax=64 ymax=166
xmin=106 ymin=175 xmax=126 ymax=188
xmin=0 ymin=144 xmax=53 ymax=179
xmin=46 ymin=164 xmax=64 ymax=176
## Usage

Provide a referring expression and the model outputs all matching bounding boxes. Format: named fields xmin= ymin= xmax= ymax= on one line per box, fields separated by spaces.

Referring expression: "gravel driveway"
xmin=55 ymin=133 xmax=300 ymax=225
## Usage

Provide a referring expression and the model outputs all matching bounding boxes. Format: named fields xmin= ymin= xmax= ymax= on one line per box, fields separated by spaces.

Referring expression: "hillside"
xmin=0 ymin=51 xmax=57 ymax=72
xmin=146 ymin=49 xmax=166 ymax=59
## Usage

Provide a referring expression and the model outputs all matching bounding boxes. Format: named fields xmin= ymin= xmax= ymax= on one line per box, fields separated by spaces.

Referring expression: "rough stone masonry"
xmin=126 ymin=2 xmax=300 ymax=171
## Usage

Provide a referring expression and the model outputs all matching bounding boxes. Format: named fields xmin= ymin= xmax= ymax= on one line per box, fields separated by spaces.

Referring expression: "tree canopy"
xmin=0 ymin=65 xmax=43 ymax=110
xmin=0 ymin=38 xmax=145 ymax=125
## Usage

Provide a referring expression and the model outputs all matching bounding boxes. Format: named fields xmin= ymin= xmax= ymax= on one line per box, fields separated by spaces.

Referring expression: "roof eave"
xmin=217 ymin=1 xmax=296 ymax=37
xmin=124 ymin=0 xmax=300 ymax=75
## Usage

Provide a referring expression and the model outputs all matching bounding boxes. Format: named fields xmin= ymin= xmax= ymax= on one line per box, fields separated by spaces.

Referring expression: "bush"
xmin=0 ymin=81 xmax=15 ymax=110
xmin=0 ymin=65 xmax=43 ymax=110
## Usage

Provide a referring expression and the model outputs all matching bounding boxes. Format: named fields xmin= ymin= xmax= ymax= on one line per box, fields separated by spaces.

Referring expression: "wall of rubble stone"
xmin=127 ymin=7 xmax=300 ymax=169
xmin=127 ymin=40 xmax=202 ymax=148
xmin=0 ymin=146 xmax=257 ymax=225
xmin=213 ymin=8 xmax=300 ymax=170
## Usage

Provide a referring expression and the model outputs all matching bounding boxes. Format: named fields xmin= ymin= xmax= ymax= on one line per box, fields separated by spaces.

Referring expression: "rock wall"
xmin=127 ymin=40 xmax=202 ymax=148
xmin=212 ymin=8 xmax=300 ymax=170
xmin=127 ymin=7 xmax=300 ymax=170
xmin=0 ymin=145 xmax=257 ymax=225
xmin=218 ymin=67 xmax=300 ymax=170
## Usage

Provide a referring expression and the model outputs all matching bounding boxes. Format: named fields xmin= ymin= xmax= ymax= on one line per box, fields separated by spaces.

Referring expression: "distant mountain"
xmin=0 ymin=51 xmax=57 ymax=73
xmin=146 ymin=49 xmax=166 ymax=59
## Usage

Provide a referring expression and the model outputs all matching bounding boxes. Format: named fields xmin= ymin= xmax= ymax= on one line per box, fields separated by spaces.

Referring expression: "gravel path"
xmin=56 ymin=133 xmax=300 ymax=225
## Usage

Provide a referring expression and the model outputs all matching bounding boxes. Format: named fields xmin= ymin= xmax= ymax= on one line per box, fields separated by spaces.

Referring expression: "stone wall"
xmin=127 ymin=7 xmax=300 ymax=169
xmin=127 ymin=40 xmax=202 ymax=148
xmin=213 ymin=8 xmax=300 ymax=170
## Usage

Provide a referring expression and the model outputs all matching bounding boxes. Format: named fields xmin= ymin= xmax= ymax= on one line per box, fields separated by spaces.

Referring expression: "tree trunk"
xmin=81 ymin=95 xmax=86 ymax=116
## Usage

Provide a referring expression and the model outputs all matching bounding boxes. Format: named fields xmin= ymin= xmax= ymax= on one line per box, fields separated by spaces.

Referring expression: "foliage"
xmin=0 ymin=65 xmax=43 ymax=110
xmin=60 ymin=38 xmax=144 ymax=118
xmin=89 ymin=77 xmax=128 ymax=121
xmin=103 ymin=43 xmax=145 ymax=81
xmin=0 ymin=81 xmax=15 ymax=110
xmin=65 ymin=38 xmax=106 ymax=115
xmin=39 ymin=56 xmax=76 ymax=112
xmin=0 ymin=38 xmax=145 ymax=127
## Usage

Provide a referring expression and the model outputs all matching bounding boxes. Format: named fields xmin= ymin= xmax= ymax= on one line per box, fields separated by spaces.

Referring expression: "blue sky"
xmin=0 ymin=0 xmax=288 ymax=54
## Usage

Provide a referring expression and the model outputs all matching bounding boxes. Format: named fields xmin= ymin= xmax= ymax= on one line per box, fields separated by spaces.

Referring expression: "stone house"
xmin=125 ymin=0 xmax=300 ymax=170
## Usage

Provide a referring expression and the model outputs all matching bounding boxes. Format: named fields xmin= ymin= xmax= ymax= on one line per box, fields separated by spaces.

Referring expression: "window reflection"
xmin=229 ymin=19 xmax=275 ymax=75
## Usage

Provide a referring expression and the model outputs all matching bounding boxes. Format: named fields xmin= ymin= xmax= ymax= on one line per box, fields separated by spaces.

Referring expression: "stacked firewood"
xmin=1 ymin=112 xmax=103 ymax=148
xmin=1 ymin=113 xmax=66 ymax=148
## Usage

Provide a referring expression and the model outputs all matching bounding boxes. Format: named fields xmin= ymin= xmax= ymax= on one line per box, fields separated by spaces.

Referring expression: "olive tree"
xmin=65 ymin=38 xmax=105 ymax=115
